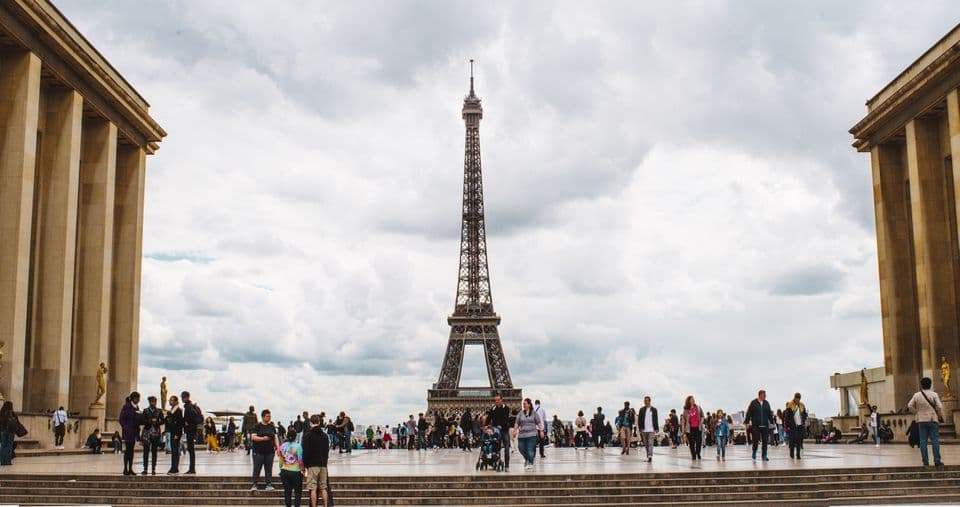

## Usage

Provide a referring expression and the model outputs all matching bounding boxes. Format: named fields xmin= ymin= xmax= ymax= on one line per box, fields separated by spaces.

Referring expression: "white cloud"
xmin=50 ymin=0 xmax=959 ymax=423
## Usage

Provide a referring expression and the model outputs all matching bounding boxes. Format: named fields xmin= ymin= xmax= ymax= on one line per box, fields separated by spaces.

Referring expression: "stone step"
xmin=5 ymin=484 xmax=960 ymax=505
xmin=4 ymin=476 xmax=959 ymax=497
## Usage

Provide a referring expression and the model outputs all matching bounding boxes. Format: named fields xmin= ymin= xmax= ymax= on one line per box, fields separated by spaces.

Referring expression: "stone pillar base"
xmin=858 ymin=404 xmax=871 ymax=425
xmin=88 ymin=403 xmax=105 ymax=430
xmin=942 ymin=398 xmax=958 ymax=414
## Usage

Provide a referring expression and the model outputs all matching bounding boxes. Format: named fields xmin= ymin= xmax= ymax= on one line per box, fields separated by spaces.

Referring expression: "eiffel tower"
xmin=427 ymin=62 xmax=522 ymax=415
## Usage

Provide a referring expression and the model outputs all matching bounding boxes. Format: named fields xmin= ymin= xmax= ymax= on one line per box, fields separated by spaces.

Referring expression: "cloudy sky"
xmin=56 ymin=1 xmax=959 ymax=424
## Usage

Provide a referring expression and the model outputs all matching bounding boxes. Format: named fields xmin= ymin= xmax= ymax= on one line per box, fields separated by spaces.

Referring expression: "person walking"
xmin=513 ymin=398 xmax=544 ymax=470
xmin=907 ymin=377 xmax=945 ymax=467
xmin=119 ymin=392 xmax=141 ymax=476
xmin=165 ymin=395 xmax=184 ymax=474
xmin=490 ymin=394 xmax=512 ymax=470
xmin=668 ymin=409 xmax=680 ymax=449
xmin=616 ymin=401 xmax=636 ymax=455
xmin=574 ymin=411 xmax=588 ymax=450
xmin=637 ymin=396 xmax=658 ymax=462
xmin=714 ymin=409 xmax=730 ymax=461
xmin=405 ymin=415 xmax=417 ymax=450
xmin=869 ymin=405 xmax=880 ymax=447
xmin=181 ymin=391 xmax=201 ymax=474
xmin=416 ymin=413 xmax=429 ymax=451
xmin=744 ymin=389 xmax=775 ymax=461
xmin=0 ymin=401 xmax=21 ymax=465
xmin=680 ymin=396 xmax=705 ymax=460
xmin=279 ymin=431 xmax=304 ymax=507
xmin=141 ymin=396 xmax=164 ymax=475
xmin=302 ymin=414 xmax=330 ymax=507
xmin=242 ymin=405 xmax=258 ymax=455
xmin=251 ymin=409 xmax=280 ymax=491
xmin=534 ymin=400 xmax=547 ymax=458
xmin=52 ymin=406 xmax=67 ymax=449
xmin=591 ymin=407 xmax=605 ymax=450
xmin=460 ymin=410 xmax=473 ymax=451
xmin=783 ymin=393 xmax=807 ymax=459
xmin=204 ymin=417 xmax=221 ymax=452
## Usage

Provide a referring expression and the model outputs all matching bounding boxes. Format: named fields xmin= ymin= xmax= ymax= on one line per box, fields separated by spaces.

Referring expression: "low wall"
xmin=17 ymin=413 xmax=118 ymax=449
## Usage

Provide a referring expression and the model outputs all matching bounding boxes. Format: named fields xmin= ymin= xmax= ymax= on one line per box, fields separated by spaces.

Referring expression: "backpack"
xmin=186 ymin=403 xmax=203 ymax=426
xmin=346 ymin=419 xmax=355 ymax=432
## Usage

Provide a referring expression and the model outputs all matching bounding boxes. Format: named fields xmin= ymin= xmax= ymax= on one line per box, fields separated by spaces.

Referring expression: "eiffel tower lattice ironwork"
xmin=427 ymin=62 xmax=522 ymax=414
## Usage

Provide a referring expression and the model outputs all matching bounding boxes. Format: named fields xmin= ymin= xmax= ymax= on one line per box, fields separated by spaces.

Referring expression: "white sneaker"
xmin=525 ymin=464 xmax=533 ymax=471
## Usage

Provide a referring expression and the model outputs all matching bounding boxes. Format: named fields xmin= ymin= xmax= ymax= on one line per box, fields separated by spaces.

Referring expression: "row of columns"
xmin=872 ymin=88 xmax=960 ymax=411
xmin=0 ymin=49 xmax=145 ymax=418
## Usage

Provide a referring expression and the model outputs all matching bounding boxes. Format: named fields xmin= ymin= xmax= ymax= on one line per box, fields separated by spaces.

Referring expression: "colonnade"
xmin=0 ymin=48 xmax=146 ymax=418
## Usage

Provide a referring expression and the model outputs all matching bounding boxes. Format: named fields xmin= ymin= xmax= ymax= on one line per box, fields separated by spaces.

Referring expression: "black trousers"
xmin=142 ymin=440 xmax=159 ymax=471
xmin=499 ymin=428 xmax=511 ymax=468
xmin=593 ymin=430 xmax=603 ymax=448
xmin=54 ymin=425 xmax=65 ymax=446
xmin=688 ymin=428 xmax=702 ymax=458
xmin=789 ymin=429 xmax=804 ymax=457
xmin=122 ymin=440 xmax=136 ymax=472
xmin=280 ymin=469 xmax=302 ymax=507
xmin=184 ymin=429 xmax=197 ymax=471
xmin=751 ymin=426 xmax=769 ymax=458
xmin=538 ymin=434 xmax=546 ymax=456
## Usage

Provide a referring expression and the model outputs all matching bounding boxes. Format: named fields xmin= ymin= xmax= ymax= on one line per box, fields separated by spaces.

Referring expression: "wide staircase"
xmin=2 ymin=467 xmax=960 ymax=505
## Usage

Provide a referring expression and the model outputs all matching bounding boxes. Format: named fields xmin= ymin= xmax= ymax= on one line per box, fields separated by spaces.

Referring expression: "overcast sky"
xmin=55 ymin=1 xmax=959 ymax=424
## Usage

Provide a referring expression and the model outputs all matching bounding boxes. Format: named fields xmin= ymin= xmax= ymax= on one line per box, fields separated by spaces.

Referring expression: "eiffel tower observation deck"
xmin=427 ymin=62 xmax=522 ymax=415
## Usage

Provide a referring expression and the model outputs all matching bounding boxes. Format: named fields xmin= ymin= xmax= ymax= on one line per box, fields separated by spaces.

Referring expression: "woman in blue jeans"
xmin=513 ymin=398 xmax=544 ymax=470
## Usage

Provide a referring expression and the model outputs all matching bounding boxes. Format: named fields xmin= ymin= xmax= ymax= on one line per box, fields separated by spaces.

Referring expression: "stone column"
xmin=906 ymin=116 xmax=960 ymax=386
xmin=22 ymin=87 xmax=83 ymax=412
xmin=69 ymin=119 xmax=116 ymax=415
xmin=0 ymin=50 xmax=41 ymax=407
xmin=108 ymin=144 xmax=145 ymax=416
xmin=871 ymin=140 xmax=922 ymax=410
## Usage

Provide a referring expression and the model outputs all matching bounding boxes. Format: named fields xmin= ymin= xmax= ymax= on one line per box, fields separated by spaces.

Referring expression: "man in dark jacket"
xmin=744 ymin=389 xmax=775 ymax=461
xmin=241 ymin=406 xmax=257 ymax=455
xmin=490 ymin=394 xmax=511 ymax=469
xmin=783 ymin=392 xmax=808 ymax=459
xmin=591 ymin=407 xmax=605 ymax=449
xmin=416 ymin=413 xmax=429 ymax=450
xmin=181 ymin=391 xmax=200 ymax=474
xmin=140 ymin=396 xmax=164 ymax=475
xmin=637 ymin=396 xmax=659 ymax=462
xmin=302 ymin=415 xmax=330 ymax=507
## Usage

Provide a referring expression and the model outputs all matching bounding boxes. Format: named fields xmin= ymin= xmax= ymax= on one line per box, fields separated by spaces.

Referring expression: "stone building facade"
xmin=848 ymin=24 xmax=960 ymax=421
xmin=0 ymin=0 xmax=164 ymax=430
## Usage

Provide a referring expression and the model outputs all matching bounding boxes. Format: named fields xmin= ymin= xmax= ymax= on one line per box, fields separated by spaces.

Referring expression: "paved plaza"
xmin=3 ymin=444 xmax=955 ymax=477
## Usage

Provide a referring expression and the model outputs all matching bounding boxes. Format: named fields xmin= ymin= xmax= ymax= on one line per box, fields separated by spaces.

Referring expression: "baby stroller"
xmin=476 ymin=427 xmax=504 ymax=472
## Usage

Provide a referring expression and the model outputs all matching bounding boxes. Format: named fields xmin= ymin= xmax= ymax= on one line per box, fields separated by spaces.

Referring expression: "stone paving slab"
xmin=0 ymin=444 xmax=954 ymax=477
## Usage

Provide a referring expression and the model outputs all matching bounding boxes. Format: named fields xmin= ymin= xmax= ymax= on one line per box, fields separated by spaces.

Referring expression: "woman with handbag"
xmin=0 ymin=401 xmax=24 ymax=465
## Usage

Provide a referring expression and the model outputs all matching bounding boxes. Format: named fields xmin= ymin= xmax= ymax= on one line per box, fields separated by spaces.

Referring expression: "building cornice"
xmin=849 ymin=24 xmax=960 ymax=153
xmin=0 ymin=0 xmax=165 ymax=153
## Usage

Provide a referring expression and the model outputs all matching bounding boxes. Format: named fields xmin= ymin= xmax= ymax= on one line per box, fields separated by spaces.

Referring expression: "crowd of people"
xmin=0 ymin=377 xmax=950 ymax=506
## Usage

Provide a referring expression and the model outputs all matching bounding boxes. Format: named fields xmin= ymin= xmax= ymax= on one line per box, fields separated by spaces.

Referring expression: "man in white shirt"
xmin=52 ymin=406 xmax=68 ymax=449
xmin=907 ymin=377 xmax=944 ymax=467
xmin=534 ymin=400 xmax=547 ymax=458
xmin=637 ymin=396 xmax=659 ymax=462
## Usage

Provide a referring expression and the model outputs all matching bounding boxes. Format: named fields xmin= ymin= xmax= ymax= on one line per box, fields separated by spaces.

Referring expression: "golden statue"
xmin=859 ymin=368 xmax=869 ymax=406
xmin=160 ymin=376 xmax=168 ymax=410
xmin=941 ymin=356 xmax=954 ymax=400
xmin=93 ymin=362 xmax=108 ymax=406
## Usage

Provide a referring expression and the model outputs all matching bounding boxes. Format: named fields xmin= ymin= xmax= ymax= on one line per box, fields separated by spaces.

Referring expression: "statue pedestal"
xmin=857 ymin=404 xmax=871 ymax=425
xmin=942 ymin=398 xmax=957 ymax=415
xmin=88 ymin=403 xmax=105 ymax=430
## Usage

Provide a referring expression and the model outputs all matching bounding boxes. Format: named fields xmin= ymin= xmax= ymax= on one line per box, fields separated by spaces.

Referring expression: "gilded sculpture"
xmin=93 ymin=362 xmax=108 ymax=406
xmin=941 ymin=356 xmax=954 ymax=400
xmin=160 ymin=376 xmax=168 ymax=410
xmin=859 ymin=368 xmax=869 ymax=406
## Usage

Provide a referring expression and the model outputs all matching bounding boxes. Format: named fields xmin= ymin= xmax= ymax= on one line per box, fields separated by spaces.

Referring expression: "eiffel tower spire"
xmin=455 ymin=58 xmax=493 ymax=317
xmin=427 ymin=62 xmax=522 ymax=414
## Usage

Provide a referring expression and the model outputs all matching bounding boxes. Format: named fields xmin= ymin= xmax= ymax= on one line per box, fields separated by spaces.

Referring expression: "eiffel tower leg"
xmin=436 ymin=340 xmax=464 ymax=390
xmin=484 ymin=336 xmax=513 ymax=390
